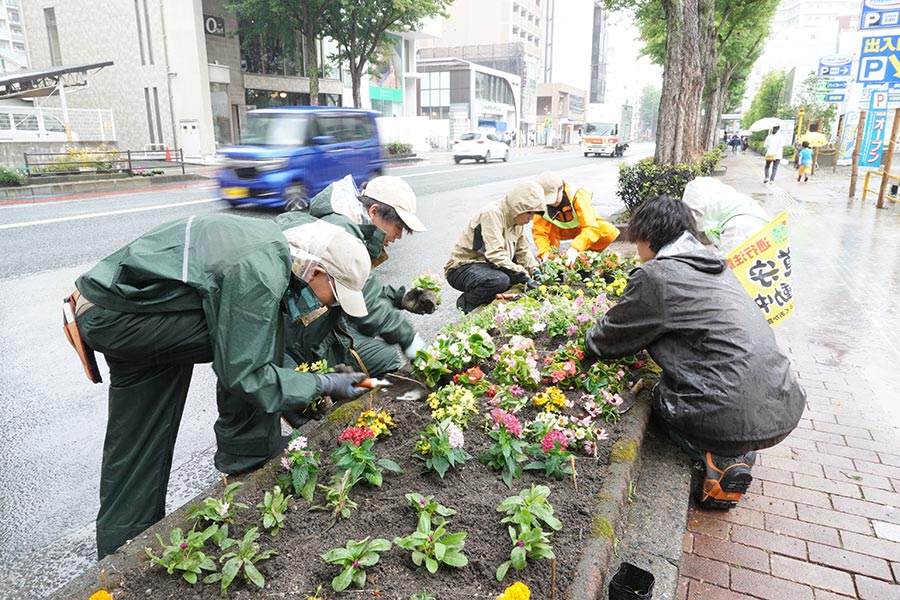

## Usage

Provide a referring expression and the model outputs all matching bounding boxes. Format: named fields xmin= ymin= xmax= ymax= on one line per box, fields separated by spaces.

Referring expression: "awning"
xmin=0 ymin=61 xmax=114 ymax=99
xmin=478 ymin=118 xmax=507 ymax=131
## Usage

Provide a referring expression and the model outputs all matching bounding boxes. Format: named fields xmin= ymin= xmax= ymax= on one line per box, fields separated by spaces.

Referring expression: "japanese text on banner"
xmin=726 ymin=211 xmax=794 ymax=327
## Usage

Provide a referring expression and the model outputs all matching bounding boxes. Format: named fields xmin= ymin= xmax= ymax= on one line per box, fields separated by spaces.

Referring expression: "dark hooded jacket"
xmin=585 ymin=232 xmax=805 ymax=446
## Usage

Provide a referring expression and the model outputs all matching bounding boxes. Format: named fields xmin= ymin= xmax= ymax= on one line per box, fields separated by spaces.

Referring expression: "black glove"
xmin=332 ymin=363 xmax=358 ymax=374
xmin=315 ymin=372 xmax=367 ymax=400
xmin=525 ymin=278 xmax=540 ymax=290
xmin=401 ymin=288 xmax=439 ymax=314
xmin=507 ymin=269 xmax=529 ymax=285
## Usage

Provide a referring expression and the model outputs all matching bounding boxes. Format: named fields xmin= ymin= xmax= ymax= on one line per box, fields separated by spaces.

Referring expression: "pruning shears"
xmin=358 ymin=378 xmax=392 ymax=389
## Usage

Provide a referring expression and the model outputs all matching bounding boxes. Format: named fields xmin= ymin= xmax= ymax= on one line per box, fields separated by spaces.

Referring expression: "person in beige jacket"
xmin=445 ymin=181 xmax=548 ymax=312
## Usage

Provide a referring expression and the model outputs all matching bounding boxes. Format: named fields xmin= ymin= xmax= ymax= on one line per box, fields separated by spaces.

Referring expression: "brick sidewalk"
xmin=676 ymin=152 xmax=900 ymax=600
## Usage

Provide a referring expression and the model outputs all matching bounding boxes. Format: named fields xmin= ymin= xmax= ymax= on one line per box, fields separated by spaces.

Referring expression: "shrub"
xmin=781 ymin=144 xmax=795 ymax=159
xmin=0 ymin=165 xmax=26 ymax=186
xmin=616 ymin=147 xmax=724 ymax=212
xmin=385 ymin=141 xmax=413 ymax=156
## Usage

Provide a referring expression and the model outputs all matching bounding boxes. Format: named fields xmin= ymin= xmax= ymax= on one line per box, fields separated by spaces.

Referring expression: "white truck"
xmin=581 ymin=103 xmax=634 ymax=157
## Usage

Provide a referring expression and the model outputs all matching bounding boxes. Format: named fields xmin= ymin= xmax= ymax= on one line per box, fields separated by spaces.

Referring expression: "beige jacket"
xmin=445 ymin=181 xmax=544 ymax=276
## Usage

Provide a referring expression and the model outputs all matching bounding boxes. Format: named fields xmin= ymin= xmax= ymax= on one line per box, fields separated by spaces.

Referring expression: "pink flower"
xmin=541 ymin=430 xmax=568 ymax=452
xmin=584 ymin=440 xmax=595 ymax=456
xmin=447 ymin=423 xmax=465 ymax=449
xmin=509 ymin=385 xmax=525 ymax=397
xmin=596 ymin=428 xmax=610 ymax=441
xmin=567 ymin=325 xmax=579 ymax=335
xmin=577 ymin=313 xmax=591 ymax=323
xmin=490 ymin=408 xmax=523 ymax=436
xmin=574 ymin=295 xmax=584 ymax=307
xmin=551 ymin=369 xmax=566 ymax=383
xmin=287 ymin=436 xmax=308 ymax=452
xmin=180 ymin=542 xmax=188 ymax=549
xmin=281 ymin=456 xmax=291 ymax=469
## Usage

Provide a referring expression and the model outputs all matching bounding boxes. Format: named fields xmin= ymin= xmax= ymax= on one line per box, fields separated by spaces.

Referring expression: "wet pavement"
xmin=678 ymin=151 xmax=900 ymax=598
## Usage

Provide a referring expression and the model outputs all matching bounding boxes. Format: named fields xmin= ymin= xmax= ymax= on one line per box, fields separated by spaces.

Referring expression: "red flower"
xmin=339 ymin=426 xmax=375 ymax=446
xmin=631 ymin=360 xmax=645 ymax=370
xmin=486 ymin=384 xmax=498 ymax=397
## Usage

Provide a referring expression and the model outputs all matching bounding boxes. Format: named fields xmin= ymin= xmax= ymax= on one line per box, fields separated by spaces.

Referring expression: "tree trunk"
xmin=351 ymin=63 xmax=363 ymax=108
xmin=701 ymin=72 xmax=729 ymax=152
xmin=655 ymin=0 xmax=715 ymax=165
xmin=304 ymin=24 xmax=320 ymax=106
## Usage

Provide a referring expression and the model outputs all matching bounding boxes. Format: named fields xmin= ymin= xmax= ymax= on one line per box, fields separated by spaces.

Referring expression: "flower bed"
xmin=105 ymin=248 xmax=653 ymax=600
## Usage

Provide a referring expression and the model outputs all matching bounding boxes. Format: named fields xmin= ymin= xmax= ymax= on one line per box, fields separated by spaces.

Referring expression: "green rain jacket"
xmin=76 ymin=214 xmax=321 ymax=411
xmin=275 ymin=194 xmax=417 ymax=362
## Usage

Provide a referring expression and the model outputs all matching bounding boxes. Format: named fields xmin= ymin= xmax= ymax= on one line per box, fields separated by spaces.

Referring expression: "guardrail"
xmin=861 ymin=170 xmax=900 ymax=205
xmin=23 ymin=148 xmax=185 ymax=178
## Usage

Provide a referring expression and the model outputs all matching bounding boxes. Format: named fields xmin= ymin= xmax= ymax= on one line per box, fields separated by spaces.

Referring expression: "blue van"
xmin=216 ymin=107 xmax=385 ymax=210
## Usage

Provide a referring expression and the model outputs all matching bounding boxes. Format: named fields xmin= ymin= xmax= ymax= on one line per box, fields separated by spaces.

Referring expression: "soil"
xmin=110 ymin=367 xmax=640 ymax=600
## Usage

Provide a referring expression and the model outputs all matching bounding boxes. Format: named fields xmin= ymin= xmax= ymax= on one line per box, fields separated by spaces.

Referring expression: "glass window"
xmin=43 ymin=114 xmax=65 ymax=132
xmin=0 ymin=114 xmax=10 ymax=130
xmin=460 ymin=133 xmax=480 ymax=141
xmin=348 ymin=115 xmax=373 ymax=141
xmin=10 ymin=24 xmax=23 ymax=36
xmin=13 ymin=113 xmax=37 ymax=131
xmin=439 ymin=88 xmax=450 ymax=106
xmin=44 ymin=7 xmax=62 ymax=66
xmin=8 ymin=9 xmax=19 ymax=23
xmin=440 ymin=71 xmax=449 ymax=88
xmin=241 ymin=113 xmax=309 ymax=145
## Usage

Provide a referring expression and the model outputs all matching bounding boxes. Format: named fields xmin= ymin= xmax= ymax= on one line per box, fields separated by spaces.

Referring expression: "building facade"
xmin=0 ymin=0 xmax=28 ymax=72
xmin=537 ymin=82 xmax=586 ymax=144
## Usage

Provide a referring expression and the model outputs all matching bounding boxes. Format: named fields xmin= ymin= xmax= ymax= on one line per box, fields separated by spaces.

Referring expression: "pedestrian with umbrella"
xmin=763 ymin=125 xmax=783 ymax=184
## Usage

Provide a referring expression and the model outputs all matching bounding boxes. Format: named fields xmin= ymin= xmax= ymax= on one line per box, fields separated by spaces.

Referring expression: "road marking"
xmin=0 ymin=182 xmax=211 ymax=207
xmin=0 ymin=198 xmax=219 ymax=230
xmin=395 ymin=154 xmax=582 ymax=178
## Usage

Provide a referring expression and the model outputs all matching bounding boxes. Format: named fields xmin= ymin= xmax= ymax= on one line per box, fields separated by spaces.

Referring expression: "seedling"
xmin=312 ymin=470 xmax=360 ymax=524
xmin=495 ymin=523 xmax=555 ymax=581
xmin=393 ymin=520 xmax=468 ymax=574
xmin=145 ymin=524 xmax=218 ymax=585
xmin=257 ymin=485 xmax=290 ymax=536
xmin=203 ymin=526 xmax=276 ymax=594
xmin=497 ymin=485 xmax=562 ymax=532
xmin=184 ymin=482 xmax=248 ymax=528
xmin=405 ymin=492 xmax=457 ymax=531
xmin=332 ymin=432 xmax=402 ymax=487
xmin=321 ymin=536 xmax=392 ymax=591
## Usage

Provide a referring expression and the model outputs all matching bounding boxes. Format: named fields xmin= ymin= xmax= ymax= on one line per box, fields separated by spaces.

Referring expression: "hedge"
xmin=616 ymin=147 xmax=723 ymax=212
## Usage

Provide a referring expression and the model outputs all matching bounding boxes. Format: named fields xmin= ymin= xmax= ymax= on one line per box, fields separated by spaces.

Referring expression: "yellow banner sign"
xmin=726 ymin=211 xmax=794 ymax=327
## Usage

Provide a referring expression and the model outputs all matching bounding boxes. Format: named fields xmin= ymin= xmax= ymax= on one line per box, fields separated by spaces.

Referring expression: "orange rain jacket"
xmin=532 ymin=183 xmax=620 ymax=258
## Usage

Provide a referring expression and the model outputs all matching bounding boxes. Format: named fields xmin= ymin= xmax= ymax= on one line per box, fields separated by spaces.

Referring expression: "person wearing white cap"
xmin=445 ymin=181 xmax=546 ymax=313
xmin=532 ymin=171 xmax=620 ymax=266
xmin=70 ymin=214 xmax=371 ymax=558
xmin=275 ymin=176 xmax=430 ymax=424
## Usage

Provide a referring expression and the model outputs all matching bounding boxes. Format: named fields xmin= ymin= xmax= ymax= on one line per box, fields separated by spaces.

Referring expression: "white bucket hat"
xmin=362 ymin=176 xmax=426 ymax=232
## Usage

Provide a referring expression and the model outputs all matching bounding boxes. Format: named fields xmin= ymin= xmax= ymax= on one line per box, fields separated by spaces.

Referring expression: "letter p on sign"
xmin=873 ymin=91 xmax=889 ymax=109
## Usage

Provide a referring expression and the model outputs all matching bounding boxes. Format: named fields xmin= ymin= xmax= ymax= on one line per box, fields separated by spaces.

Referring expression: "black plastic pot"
xmin=608 ymin=562 xmax=655 ymax=600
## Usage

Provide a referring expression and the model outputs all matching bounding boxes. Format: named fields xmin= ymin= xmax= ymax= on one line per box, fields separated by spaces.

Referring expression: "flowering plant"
xmin=405 ymin=492 xmax=457 ymax=530
xmin=485 ymin=384 xmax=529 ymax=413
xmin=414 ymin=418 xmax=472 ymax=478
xmin=313 ymin=470 xmax=359 ymax=523
xmin=412 ymin=273 xmax=443 ymax=305
xmin=528 ymin=412 xmax=608 ymax=456
xmin=492 ymin=336 xmax=541 ymax=389
xmin=333 ymin=427 xmax=402 ymax=487
xmin=276 ymin=434 xmax=320 ymax=503
xmin=203 ymin=527 xmax=277 ymax=594
xmin=531 ymin=386 xmax=569 ymax=412
xmin=414 ymin=326 xmax=495 ymax=387
xmin=582 ymin=390 xmax=625 ymax=425
xmin=294 ymin=359 xmax=332 ymax=374
xmin=452 ymin=365 xmax=491 ymax=396
xmin=145 ymin=524 xmax=219 ymax=585
xmin=184 ymin=482 xmax=248 ymax=528
xmin=497 ymin=581 xmax=531 ymax=600
xmin=493 ymin=299 xmax=545 ymax=336
xmin=582 ymin=360 xmax=632 ymax=395
xmin=495 ymin=485 xmax=560 ymax=580
xmin=524 ymin=430 xmax=573 ymax=480
xmin=426 ymin=383 xmax=479 ymax=428
xmin=479 ymin=409 xmax=529 ymax=488
xmin=320 ymin=537 xmax=392 ymax=592
xmin=353 ymin=410 xmax=396 ymax=439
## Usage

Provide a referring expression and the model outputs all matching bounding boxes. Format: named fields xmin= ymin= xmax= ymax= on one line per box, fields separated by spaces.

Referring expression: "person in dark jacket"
xmin=73 ymin=215 xmax=371 ymax=557
xmin=584 ymin=196 xmax=805 ymax=509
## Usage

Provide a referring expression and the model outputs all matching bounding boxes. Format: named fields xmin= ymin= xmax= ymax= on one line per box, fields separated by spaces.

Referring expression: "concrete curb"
xmin=568 ymin=394 xmax=653 ymax=600
xmin=0 ymin=173 xmax=208 ymax=202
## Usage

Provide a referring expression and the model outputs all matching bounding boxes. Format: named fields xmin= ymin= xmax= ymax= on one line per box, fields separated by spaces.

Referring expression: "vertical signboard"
xmin=860 ymin=89 xmax=889 ymax=168
xmin=838 ymin=111 xmax=860 ymax=166
xmin=860 ymin=0 xmax=900 ymax=30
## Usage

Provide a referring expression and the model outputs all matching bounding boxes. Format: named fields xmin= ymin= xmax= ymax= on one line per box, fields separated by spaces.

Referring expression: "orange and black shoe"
xmin=695 ymin=451 xmax=756 ymax=509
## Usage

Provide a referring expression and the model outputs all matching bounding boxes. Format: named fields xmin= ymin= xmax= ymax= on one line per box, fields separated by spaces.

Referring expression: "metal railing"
xmin=861 ymin=170 xmax=900 ymax=204
xmin=23 ymin=148 xmax=185 ymax=178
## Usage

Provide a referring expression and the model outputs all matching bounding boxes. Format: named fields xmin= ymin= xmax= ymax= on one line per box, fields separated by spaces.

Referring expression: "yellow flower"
xmin=420 ymin=442 xmax=431 ymax=455
xmin=586 ymin=281 xmax=594 ymax=287
xmin=539 ymin=285 xmax=548 ymax=293
xmin=497 ymin=581 xmax=530 ymax=600
xmin=89 ymin=592 xmax=114 ymax=600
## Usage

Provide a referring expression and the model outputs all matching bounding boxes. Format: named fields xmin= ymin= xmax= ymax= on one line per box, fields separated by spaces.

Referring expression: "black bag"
xmin=609 ymin=562 xmax=655 ymax=600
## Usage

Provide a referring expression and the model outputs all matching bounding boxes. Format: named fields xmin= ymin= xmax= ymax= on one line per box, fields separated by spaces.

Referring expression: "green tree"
xmin=639 ymin=86 xmax=661 ymax=139
xmin=323 ymin=0 xmax=452 ymax=108
xmin=742 ymin=70 xmax=790 ymax=129
xmin=793 ymin=71 xmax=837 ymax=135
xmin=228 ymin=0 xmax=337 ymax=106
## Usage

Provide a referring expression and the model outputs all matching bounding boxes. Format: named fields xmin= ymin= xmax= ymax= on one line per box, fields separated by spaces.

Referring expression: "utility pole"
xmin=543 ymin=0 xmax=554 ymax=84
xmin=832 ymin=114 xmax=844 ymax=174
xmin=849 ymin=110 xmax=866 ymax=198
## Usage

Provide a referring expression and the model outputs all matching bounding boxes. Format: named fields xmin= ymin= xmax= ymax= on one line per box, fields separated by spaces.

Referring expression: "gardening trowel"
xmin=384 ymin=372 xmax=429 ymax=401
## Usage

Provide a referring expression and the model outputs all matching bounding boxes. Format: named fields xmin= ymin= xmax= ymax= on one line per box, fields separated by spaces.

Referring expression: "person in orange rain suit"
xmin=532 ymin=171 xmax=621 ymax=265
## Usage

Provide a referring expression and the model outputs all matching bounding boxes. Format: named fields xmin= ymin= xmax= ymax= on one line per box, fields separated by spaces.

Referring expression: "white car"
xmin=453 ymin=132 xmax=510 ymax=164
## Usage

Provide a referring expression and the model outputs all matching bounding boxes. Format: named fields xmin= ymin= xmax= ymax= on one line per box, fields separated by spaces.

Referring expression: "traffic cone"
xmin=164 ymin=146 xmax=171 ymax=161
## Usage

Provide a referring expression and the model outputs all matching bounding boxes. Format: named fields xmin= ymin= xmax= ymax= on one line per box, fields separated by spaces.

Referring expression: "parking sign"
xmin=860 ymin=0 xmax=900 ymax=30
xmin=819 ymin=55 xmax=853 ymax=77
xmin=858 ymin=36 xmax=900 ymax=84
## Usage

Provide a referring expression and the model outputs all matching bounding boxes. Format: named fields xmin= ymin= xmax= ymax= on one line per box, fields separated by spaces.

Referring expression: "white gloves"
xmin=565 ymin=247 xmax=580 ymax=266
xmin=404 ymin=333 xmax=428 ymax=360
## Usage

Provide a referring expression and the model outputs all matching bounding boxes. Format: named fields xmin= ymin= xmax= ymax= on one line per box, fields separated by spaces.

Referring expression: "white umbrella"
xmin=748 ymin=117 xmax=782 ymax=132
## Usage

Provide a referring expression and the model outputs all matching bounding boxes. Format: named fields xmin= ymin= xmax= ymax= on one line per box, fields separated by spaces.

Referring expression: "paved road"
xmin=0 ymin=142 xmax=654 ymax=598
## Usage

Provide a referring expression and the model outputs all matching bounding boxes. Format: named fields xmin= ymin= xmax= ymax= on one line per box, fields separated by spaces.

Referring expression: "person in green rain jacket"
xmin=274 ymin=176 xmax=432 ymax=405
xmin=74 ymin=214 xmax=370 ymax=558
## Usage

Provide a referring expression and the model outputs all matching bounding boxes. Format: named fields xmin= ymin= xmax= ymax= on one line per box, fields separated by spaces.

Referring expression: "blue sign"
xmin=824 ymin=93 xmax=846 ymax=103
xmin=860 ymin=0 xmax=900 ymax=30
xmin=858 ymin=36 xmax=900 ymax=83
xmin=860 ymin=92 xmax=888 ymax=168
xmin=819 ymin=55 xmax=853 ymax=77
xmin=839 ymin=112 xmax=859 ymax=166
xmin=826 ymin=80 xmax=848 ymax=90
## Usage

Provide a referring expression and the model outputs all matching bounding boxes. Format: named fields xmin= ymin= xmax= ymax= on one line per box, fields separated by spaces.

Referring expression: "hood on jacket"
xmin=502 ymin=181 xmax=547 ymax=225
xmin=655 ymin=231 xmax=726 ymax=274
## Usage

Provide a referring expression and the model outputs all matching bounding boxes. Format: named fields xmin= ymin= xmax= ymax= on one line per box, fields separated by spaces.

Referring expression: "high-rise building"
xmin=589 ymin=3 xmax=609 ymax=104
xmin=0 ymin=0 xmax=29 ymax=72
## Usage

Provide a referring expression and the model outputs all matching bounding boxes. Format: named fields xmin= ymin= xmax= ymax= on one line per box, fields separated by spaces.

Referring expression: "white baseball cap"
xmin=283 ymin=222 xmax=371 ymax=317
xmin=362 ymin=176 xmax=426 ymax=232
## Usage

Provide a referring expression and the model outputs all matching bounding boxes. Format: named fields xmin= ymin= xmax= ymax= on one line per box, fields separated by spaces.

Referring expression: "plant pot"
xmin=609 ymin=562 xmax=655 ymax=600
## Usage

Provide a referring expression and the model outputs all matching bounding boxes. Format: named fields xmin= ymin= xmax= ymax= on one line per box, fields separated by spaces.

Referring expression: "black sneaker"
xmin=695 ymin=451 xmax=756 ymax=509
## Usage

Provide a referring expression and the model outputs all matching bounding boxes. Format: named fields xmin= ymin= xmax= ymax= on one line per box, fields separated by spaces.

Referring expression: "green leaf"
xmin=204 ymin=572 xmax=221 ymax=584
xmin=441 ymin=550 xmax=468 ymax=568
xmin=244 ymin=561 xmax=265 ymax=588
xmin=365 ymin=471 xmax=383 ymax=487
xmin=321 ymin=548 xmax=353 ymax=563
xmin=433 ymin=542 xmax=446 ymax=561
xmin=511 ymin=546 xmax=527 ymax=569
xmin=496 ymin=560 xmax=511 ymax=581
xmin=333 ymin=566 xmax=354 ymax=592
xmin=377 ymin=458 xmax=402 ymax=473
xmin=220 ymin=558 xmax=240 ymax=593
xmin=411 ymin=550 xmax=425 ymax=566
xmin=425 ymin=556 xmax=439 ymax=573
xmin=182 ymin=571 xmax=197 ymax=585
xmin=367 ymin=538 xmax=392 ymax=553
xmin=439 ymin=532 xmax=466 ymax=547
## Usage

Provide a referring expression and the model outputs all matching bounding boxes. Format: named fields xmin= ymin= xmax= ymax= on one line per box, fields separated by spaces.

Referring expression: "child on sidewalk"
xmin=797 ymin=141 xmax=814 ymax=182
xmin=583 ymin=196 xmax=806 ymax=509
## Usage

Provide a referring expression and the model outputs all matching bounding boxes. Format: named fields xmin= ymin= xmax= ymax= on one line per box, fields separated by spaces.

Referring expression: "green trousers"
xmin=77 ymin=305 xmax=283 ymax=559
